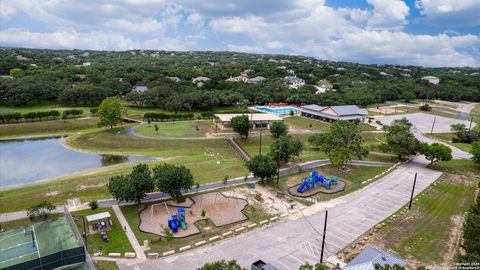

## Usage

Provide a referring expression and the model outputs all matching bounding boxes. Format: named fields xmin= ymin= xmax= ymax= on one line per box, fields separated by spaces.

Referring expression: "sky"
xmin=0 ymin=0 xmax=479 ymax=67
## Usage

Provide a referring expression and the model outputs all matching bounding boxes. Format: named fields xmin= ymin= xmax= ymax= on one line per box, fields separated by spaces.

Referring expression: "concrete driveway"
xmin=375 ymin=113 xmax=475 ymax=133
xmin=117 ymin=156 xmax=442 ymax=270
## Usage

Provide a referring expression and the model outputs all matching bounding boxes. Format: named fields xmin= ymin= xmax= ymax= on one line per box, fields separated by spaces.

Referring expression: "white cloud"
xmin=0 ymin=3 xmax=17 ymax=21
xmin=366 ymin=0 xmax=410 ymax=30
xmin=415 ymin=0 xmax=480 ymax=26
xmin=187 ymin=13 xmax=204 ymax=27
xmin=209 ymin=4 xmax=479 ymax=67
xmin=0 ymin=28 xmax=195 ymax=51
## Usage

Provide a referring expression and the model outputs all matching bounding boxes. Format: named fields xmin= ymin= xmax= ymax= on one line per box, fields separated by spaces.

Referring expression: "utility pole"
xmin=320 ymin=210 xmax=328 ymax=263
xmin=82 ymin=216 xmax=88 ymax=249
xmin=408 ymin=172 xmax=417 ymax=210
xmin=276 ymin=148 xmax=280 ymax=184
xmin=430 ymin=116 xmax=436 ymax=134
xmin=468 ymin=116 xmax=473 ymax=132
xmin=259 ymin=127 xmax=262 ymax=155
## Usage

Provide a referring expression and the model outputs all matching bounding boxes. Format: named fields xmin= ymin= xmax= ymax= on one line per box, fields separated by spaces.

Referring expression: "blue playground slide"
xmin=168 ymin=219 xmax=178 ymax=233
xmin=297 ymin=181 xmax=309 ymax=193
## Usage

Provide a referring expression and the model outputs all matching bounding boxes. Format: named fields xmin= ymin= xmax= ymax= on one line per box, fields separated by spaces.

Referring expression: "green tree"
xmin=197 ymin=260 xmax=244 ymax=270
xmin=231 ymin=115 xmax=250 ymax=138
xmin=309 ymin=120 xmax=368 ymax=169
xmin=154 ymin=124 xmax=159 ymax=133
xmin=88 ymin=201 xmax=99 ymax=211
xmin=470 ymin=141 xmax=480 ymax=166
xmin=270 ymin=135 xmax=303 ymax=164
xmin=419 ymin=142 xmax=453 ymax=165
xmin=107 ymin=163 xmax=154 ymax=204
xmin=97 ymin=96 xmax=126 ymax=129
xmin=270 ymin=121 xmax=288 ymax=138
xmin=382 ymin=118 xmax=420 ymax=159
xmin=153 ymin=164 xmax=193 ymax=202
xmin=247 ymin=154 xmax=278 ymax=181
xmin=9 ymin=68 xmax=22 ymax=78
xmin=299 ymin=262 xmax=328 ymax=270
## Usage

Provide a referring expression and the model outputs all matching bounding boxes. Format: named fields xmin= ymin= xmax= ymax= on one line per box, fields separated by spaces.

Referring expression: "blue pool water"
xmin=255 ymin=106 xmax=297 ymax=115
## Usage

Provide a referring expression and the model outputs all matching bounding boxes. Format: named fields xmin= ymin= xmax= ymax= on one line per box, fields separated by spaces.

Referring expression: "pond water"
xmin=0 ymin=137 xmax=153 ymax=188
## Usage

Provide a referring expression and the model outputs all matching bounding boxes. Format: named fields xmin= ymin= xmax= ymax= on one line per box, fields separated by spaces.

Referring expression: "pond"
xmin=0 ymin=137 xmax=153 ymax=188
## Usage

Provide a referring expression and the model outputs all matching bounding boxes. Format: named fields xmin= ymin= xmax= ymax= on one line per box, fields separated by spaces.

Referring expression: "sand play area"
xmin=288 ymin=180 xmax=346 ymax=198
xmin=369 ymin=107 xmax=404 ymax=114
xmin=139 ymin=192 xmax=249 ymax=237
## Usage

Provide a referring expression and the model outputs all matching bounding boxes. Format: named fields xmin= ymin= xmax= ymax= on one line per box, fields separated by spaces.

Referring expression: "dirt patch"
xmin=369 ymin=107 xmax=404 ymax=114
xmin=223 ymin=185 xmax=296 ymax=215
xmin=45 ymin=190 xmax=60 ymax=197
xmin=78 ymin=182 xmax=106 ymax=191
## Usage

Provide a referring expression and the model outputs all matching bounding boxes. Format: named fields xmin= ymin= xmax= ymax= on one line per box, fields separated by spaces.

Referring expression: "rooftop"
xmin=344 ymin=247 xmax=407 ymax=270
xmin=214 ymin=113 xmax=282 ymax=122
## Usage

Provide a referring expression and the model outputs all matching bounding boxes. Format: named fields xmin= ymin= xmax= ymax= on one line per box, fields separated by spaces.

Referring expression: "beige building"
xmin=214 ymin=113 xmax=283 ymax=130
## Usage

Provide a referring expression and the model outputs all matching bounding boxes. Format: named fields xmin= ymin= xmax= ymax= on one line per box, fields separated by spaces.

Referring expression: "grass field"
xmin=425 ymin=133 xmax=473 ymax=152
xmin=94 ymin=261 xmax=119 ymax=270
xmin=135 ymin=121 xmax=214 ymax=137
xmin=72 ymin=208 xmax=133 ymax=255
xmin=377 ymin=173 xmax=477 ymax=266
xmin=283 ymin=116 xmax=331 ymax=132
xmin=0 ymin=118 xmax=100 ymax=140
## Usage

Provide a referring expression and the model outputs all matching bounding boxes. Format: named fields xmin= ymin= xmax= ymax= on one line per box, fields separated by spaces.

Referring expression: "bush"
xmin=144 ymin=112 xmax=195 ymax=122
xmin=90 ymin=108 xmax=99 ymax=115
xmin=419 ymin=103 xmax=431 ymax=111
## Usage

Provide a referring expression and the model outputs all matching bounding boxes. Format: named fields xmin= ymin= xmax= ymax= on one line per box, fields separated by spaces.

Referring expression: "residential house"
xmin=133 ymin=86 xmax=148 ymax=92
xmin=167 ymin=76 xmax=181 ymax=82
xmin=192 ymin=76 xmax=210 ymax=87
xmin=82 ymin=62 xmax=91 ymax=67
xmin=421 ymin=76 xmax=440 ymax=85
xmin=283 ymin=76 xmax=305 ymax=88
xmin=246 ymin=76 xmax=266 ymax=84
xmin=226 ymin=75 xmax=248 ymax=82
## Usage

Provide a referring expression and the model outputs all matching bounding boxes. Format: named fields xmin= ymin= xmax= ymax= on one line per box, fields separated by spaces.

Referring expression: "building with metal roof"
xmin=344 ymin=247 xmax=407 ymax=270
xmin=214 ymin=113 xmax=282 ymax=130
xmin=133 ymin=85 xmax=148 ymax=92
xmin=298 ymin=104 xmax=368 ymax=122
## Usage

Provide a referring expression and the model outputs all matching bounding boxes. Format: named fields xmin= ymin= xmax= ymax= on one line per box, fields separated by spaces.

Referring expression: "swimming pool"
xmin=255 ymin=106 xmax=297 ymax=115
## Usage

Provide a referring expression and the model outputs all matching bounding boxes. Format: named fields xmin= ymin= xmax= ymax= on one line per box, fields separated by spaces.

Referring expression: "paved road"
xmin=117 ymin=156 xmax=441 ymax=270
xmin=413 ymin=128 xmax=471 ymax=159
xmin=0 ymin=160 xmax=393 ymax=222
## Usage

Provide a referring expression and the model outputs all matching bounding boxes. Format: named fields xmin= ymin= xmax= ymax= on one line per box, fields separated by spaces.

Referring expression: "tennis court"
xmin=0 ymin=226 xmax=39 ymax=268
xmin=0 ymin=217 xmax=84 ymax=270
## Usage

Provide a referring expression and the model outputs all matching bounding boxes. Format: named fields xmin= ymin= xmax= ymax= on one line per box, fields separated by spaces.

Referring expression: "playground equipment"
xmin=296 ymin=171 xmax=339 ymax=193
xmin=167 ymin=207 xmax=187 ymax=233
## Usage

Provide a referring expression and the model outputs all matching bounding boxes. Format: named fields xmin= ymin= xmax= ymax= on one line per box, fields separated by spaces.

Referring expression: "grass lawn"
xmin=135 ymin=121 xmax=214 ymax=137
xmin=0 ymin=101 xmax=96 ymax=116
xmin=377 ymin=173 xmax=477 ymax=266
xmin=72 ymin=208 xmax=133 ymax=255
xmin=0 ymin=118 xmax=100 ymax=140
xmin=283 ymin=116 xmax=331 ymax=132
xmin=430 ymin=159 xmax=480 ymax=175
xmin=120 ymin=187 xmax=272 ymax=254
xmin=93 ymin=261 xmax=119 ymax=270
xmin=425 ymin=133 xmax=473 ymax=152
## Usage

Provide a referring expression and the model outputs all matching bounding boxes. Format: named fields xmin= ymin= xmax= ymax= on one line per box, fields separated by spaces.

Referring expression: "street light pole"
xmin=408 ymin=172 xmax=417 ymax=210
xmin=320 ymin=210 xmax=328 ymax=263
xmin=259 ymin=127 xmax=262 ymax=155
xmin=430 ymin=117 xmax=436 ymax=134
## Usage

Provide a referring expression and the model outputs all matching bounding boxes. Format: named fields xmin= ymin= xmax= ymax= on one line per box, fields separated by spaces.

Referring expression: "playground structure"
xmin=168 ymin=207 xmax=187 ymax=233
xmin=297 ymin=171 xmax=339 ymax=193
xmin=139 ymin=192 xmax=249 ymax=238
xmin=288 ymin=171 xmax=346 ymax=198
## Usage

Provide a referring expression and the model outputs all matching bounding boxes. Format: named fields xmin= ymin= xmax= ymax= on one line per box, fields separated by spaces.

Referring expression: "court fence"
xmin=63 ymin=204 xmax=96 ymax=270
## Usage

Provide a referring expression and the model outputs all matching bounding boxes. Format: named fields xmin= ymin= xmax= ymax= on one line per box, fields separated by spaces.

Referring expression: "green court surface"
xmin=0 ymin=217 xmax=80 ymax=269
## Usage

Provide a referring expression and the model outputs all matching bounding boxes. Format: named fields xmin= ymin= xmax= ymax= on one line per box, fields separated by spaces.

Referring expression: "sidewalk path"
xmin=112 ymin=204 xmax=146 ymax=260
xmin=117 ymin=156 xmax=442 ymax=270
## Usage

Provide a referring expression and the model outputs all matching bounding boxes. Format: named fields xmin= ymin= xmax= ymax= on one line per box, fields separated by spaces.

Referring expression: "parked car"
xmin=251 ymin=260 xmax=278 ymax=270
